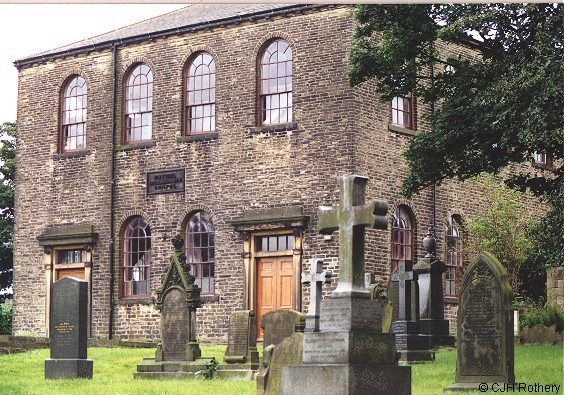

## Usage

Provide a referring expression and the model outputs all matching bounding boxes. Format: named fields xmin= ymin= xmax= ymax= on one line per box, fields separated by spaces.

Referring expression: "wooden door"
xmin=55 ymin=268 xmax=85 ymax=281
xmin=256 ymin=256 xmax=294 ymax=340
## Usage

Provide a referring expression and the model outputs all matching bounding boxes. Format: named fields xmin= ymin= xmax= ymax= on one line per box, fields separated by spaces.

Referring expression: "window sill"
xmin=177 ymin=132 xmax=218 ymax=143
xmin=118 ymin=297 xmax=153 ymax=305
xmin=444 ymin=296 xmax=459 ymax=305
xmin=53 ymin=150 xmax=91 ymax=160
xmin=388 ymin=123 xmax=418 ymax=136
xmin=201 ymin=294 xmax=219 ymax=303
xmin=116 ymin=140 xmax=156 ymax=152
xmin=248 ymin=122 xmax=298 ymax=135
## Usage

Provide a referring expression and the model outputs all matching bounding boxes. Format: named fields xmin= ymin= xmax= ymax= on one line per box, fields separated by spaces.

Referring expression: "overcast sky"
xmin=0 ymin=4 xmax=186 ymax=123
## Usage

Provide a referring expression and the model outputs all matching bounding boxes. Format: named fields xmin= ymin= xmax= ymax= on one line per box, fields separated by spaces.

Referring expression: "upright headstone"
xmin=282 ymin=175 xmax=411 ymax=395
xmin=216 ymin=310 xmax=259 ymax=379
xmin=413 ymin=230 xmax=455 ymax=347
xmin=391 ymin=260 xmax=435 ymax=363
xmin=302 ymin=260 xmax=332 ymax=332
xmin=134 ymin=236 xmax=215 ymax=379
xmin=45 ymin=277 xmax=93 ymax=379
xmin=261 ymin=310 xmax=305 ymax=347
xmin=257 ymin=310 xmax=305 ymax=395
xmin=445 ymin=252 xmax=514 ymax=392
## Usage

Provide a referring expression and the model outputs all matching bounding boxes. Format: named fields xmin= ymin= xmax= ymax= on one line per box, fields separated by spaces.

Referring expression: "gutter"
xmin=13 ymin=4 xmax=319 ymax=70
xmin=108 ymin=43 xmax=118 ymax=339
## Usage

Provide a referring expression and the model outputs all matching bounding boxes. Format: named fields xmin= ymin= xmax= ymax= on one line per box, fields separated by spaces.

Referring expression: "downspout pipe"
xmin=109 ymin=43 xmax=118 ymax=339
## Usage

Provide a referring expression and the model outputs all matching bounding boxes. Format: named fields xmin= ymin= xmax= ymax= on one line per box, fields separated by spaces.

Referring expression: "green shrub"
xmin=519 ymin=302 xmax=564 ymax=332
xmin=0 ymin=303 xmax=12 ymax=335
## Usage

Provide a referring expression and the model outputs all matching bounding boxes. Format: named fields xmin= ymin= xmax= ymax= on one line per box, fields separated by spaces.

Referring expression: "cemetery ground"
xmin=0 ymin=344 xmax=561 ymax=395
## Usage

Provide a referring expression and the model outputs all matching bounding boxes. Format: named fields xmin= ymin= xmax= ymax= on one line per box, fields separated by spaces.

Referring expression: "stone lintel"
xmin=38 ymin=224 xmax=98 ymax=247
xmin=232 ymin=206 xmax=309 ymax=232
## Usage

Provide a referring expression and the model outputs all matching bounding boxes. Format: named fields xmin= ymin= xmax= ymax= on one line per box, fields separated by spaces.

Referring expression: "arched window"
xmin=391 ymin=205 xmax=414 ymax=273
xmin=184 ymin=211 xmax=215 ymax=294
xmin=61 ymin=75 xmax=87 ymax=152
xmin=124 ymin=63 xmax=153 ymax=143
xmin=186 ymin=52 xmax=216 ymax=134
xmin=445 ymin=215 xmax=462 ymax=296
xmin=122 ymin=216 xmax=151 ymax=297
xmin=258 ymin=39 xmax=292 ymax=125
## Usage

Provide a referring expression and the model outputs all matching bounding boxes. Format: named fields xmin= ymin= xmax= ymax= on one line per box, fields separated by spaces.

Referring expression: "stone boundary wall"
xmin=546 ymin=266 xmax=564 ymax=308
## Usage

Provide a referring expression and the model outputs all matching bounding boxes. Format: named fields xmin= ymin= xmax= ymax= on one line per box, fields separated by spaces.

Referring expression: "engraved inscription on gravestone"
xmin=460 ymin=276 xmax=501 ymax=376
xmin=261 ymin=310 xmax=305 ymax=347
xmin=161 ymin=288 xmax=189 ymax=361
xmin=226 ymin=311 xmax=252 ymax=358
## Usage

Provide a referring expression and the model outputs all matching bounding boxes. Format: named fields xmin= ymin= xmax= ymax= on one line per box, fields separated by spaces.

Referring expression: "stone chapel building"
xmin=13 ymin=4 xmax=547 ymax=342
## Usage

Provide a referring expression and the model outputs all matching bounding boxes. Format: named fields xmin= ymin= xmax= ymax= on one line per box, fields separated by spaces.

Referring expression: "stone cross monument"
xmin=391 ymin=260 xmax=415 ymax=321
xmin=301 ymin=260 xmax=332 ymax=332
xmin=282 ymin=175 xmax=411 ymax=395
xmin=317 ymin=176 xmax=387 ymax=298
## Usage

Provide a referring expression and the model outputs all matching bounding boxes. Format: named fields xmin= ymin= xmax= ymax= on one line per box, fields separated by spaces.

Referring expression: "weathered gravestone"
xmin=302 ymin=260 xmax=332 ymax=332
xmin=444 ymin=252 xmax=514 ymax=392
xmin=391 ymin=260 xmax=435 ymax=363
xmin=45 ymin=277 xmax=93 ymax=379
xmin=413 ymin=230 xmax=455 ymax=347
xmin=257 ymin=310 xmax=305 ymax=395
xmin=134 ymin=236 xmax=215 ymax=379
xmin=282 ymin=175 xmax=411 ymax=395
xmin=261 ymin=310 xmax=305 ymax=347
xmin=216 ymin=310 xmax=259 ymax=379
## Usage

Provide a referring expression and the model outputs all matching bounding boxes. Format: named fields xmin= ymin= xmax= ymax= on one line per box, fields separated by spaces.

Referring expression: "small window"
xmin=61 ymin=76 xmax=87 ymax=152
xmin=445 ymin=215 xmax=462 ymax=296
xmin=391 ymin=95 xmax=413 ymax=129
xmin=258 ymin=39 xmax=293 ymax=125
xmin=256 ymin=235 xmax=295 ymax=252
xmin=57 ymin=249 xmax=87 ymax=264
xmin=186 ymin=52 xmax=216 ymax=134
xmin=122 ymin=216 xmax=151 ymax=297
xmin=534 ymin=152 xmax=553 ymax=167
xmin=391 ymin=205 xmax=414 ymax=273
xmin=124 ymin=63 xmax=153 ymax=143
xmin=185 ymin=211 xmax=215 ymax=294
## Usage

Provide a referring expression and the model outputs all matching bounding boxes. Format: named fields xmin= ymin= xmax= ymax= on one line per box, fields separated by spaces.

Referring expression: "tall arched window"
xmin=445 ymin=215 xmax=462 ymax=296
xmin=186 ymin=52 xmax=216 ymax=134
xmin=122 ymin=216 xmax=151 ymax=297
xmin=61 ymin=75 xmax=87 ymax=152
xmin=391 ymin=205 xmax=414 ymax=273
xmin=184 ymin=211 xmax=215 ymax=294
xmin=124 ymin=63 xmax=153 ymax=143
xmin=258 ymin=39 xmax=292 ymax=125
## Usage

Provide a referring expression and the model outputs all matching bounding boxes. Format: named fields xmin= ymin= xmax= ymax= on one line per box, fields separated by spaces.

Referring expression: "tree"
xmin=349 ymin=4 xmax=562 ymax=199
xmin=0 ymin=122 xmax=15 ymax=302
xmin=467 ymin=178 xmax=533 ymax=293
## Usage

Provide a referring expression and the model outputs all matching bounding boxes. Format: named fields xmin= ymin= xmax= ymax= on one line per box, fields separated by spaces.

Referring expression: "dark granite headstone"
xmin=216 ymin=310 xmax=259 ymax=379
xmin=161 ymin=288 xmax=189 ymax=361
xmin=445 ymin=252 xmax=514 ymax=392
xmin=261 ymin=310 xmax=305 ymax=347
xmin=45 ymin=277 xmax=92 ymax=379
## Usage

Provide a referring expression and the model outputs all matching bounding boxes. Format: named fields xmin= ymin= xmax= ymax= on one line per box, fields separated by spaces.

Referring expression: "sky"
xmin=0 ymin=4 xmax=186 ymax=123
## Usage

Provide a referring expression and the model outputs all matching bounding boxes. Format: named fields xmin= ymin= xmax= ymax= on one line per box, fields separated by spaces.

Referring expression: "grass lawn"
xmin=0 ymin=344 xmax=561 ymax=394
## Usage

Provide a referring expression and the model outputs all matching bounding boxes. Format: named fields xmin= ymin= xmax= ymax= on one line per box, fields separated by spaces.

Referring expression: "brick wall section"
xmin=14 ymin=5 xmax=548 ymax=341
xmin=547 ymin=267 xmax=564 ymax=309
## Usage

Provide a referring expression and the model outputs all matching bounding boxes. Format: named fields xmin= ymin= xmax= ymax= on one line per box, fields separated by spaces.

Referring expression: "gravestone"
xmin=282 ymin=175 xmax=411 ymax=395
xmin=444 ymin=252 xmax=514 ymax=392
xmin=391 ymin=260 xmax=435 ymax=363
xmin=216 ymin=310 xmax=259 ymax=379
xmin=134 ymin=236 xmax=215 ymax=379
xmin=257 ymin=310 xmax=305 ymax=394
xmin=302 ymin=260 xmax=331 ymax=332
xmin=413 ymin=230 xmax=455 ymax=347
xmin=261 ymin=310 xmax=305 ymax=347
xmin=45 ymin=277 xmax=93 ymax=379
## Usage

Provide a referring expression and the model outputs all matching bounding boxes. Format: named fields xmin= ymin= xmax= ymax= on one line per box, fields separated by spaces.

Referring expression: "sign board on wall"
xmin=147 ymin=169 xmax=185 ymax=195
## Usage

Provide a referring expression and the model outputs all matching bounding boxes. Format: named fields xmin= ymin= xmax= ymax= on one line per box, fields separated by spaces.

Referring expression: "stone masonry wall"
xmin=547 ymin=266 xmax=564 ymax=309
